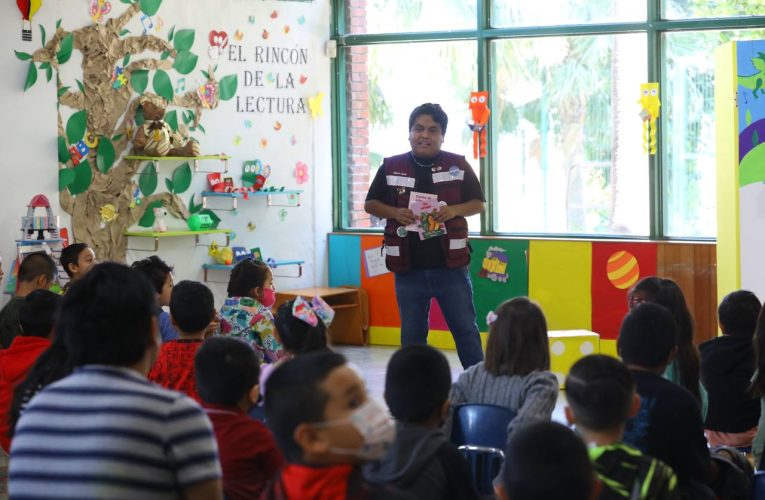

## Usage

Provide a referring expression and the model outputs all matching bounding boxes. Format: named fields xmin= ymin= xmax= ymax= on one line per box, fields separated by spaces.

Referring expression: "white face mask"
xmin=313 ymin=399 xmax=396 ymax=461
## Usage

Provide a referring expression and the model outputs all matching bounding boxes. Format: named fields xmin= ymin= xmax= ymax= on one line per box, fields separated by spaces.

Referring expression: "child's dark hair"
xmin=385 ymin=345 xmax=451 ymax=423
xmin=19 ymin=289 xmax=61 ymax=338
xmin=195 ymin=336 xmax=260 ymax=406
xmin=630 ymin=277 xmax=701 ymax=404
xmin=61 ymin=263 xmax=158 ymax=367
xmin=130 ymin=255 xmax=173 ymax=294
xmin=18 ymin=252 xmax=57 ymax=283
xmin=748 ymin=307 xmax=765 ymax=397
xmin=274 ymin=300 xmax=328 ymax=354
xmin=59 ymin=243 xmax=89 ymax=278
xmin=718 ymin=290 xmax=761 ymax=338
xmin=618 ymin=303 xmax=677 ymax=369
xmin=264 ymin=350 xmax=347 ymax=462
xmin=409 ymin=103 xmax=448 ymax=134
xmin=170 ymin=280 xmax=215 ymax=333
xmin=227 ymin=258 xmax=270 ymax=297
xmin=502 ymin=421 xmax=594 ymax=500
xmin=566 ymin=354 xmax=635 ymax=431
xmin=485 ymin=297 xmax=549 ymax=376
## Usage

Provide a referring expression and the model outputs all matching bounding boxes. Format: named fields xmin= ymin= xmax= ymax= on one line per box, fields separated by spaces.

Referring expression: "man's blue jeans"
xmin=394 ymin=266 xmax=484 ymax=368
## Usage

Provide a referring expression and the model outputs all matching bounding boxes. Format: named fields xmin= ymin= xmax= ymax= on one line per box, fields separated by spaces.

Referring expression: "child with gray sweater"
xmin=449 ymin=297 xmax=559 ymax=437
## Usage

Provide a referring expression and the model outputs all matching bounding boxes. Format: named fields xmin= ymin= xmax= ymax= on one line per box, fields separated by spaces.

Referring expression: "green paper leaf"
xmin=182 ymin=110 xmax=193 ymax=125
xmin=56 ymin=33 xmax=74 ymax=65
xmin=43 ymin=63 xmax=52 ymax=82
xmin=197 ymin=123 xmax=205 ymax=134
xmin=123 ymin=53 xmax=131 ymax=67
xmin=57 ymin=86 xmax=70 ymax=97
xmin=188 ymin=194 xmax=202 ymax=214
xmin=59 ymin=168 xmax=76 ymax=190
xmin=68 ymin=160 xmax=92 ymax=195
xmin=167 ymin=25 xmax=175 ymax=42
xmin=201 ymin=70 xmax=209 ymax=79
xmin=112 ymin=133 xmax=124 ymax=142
xmin=214 ymin=64 xmax=218 ymax=72
xmin=173 ymin=29 xmax=195 ymax=52
xmin=160 ymin=51 xmax=170 ymax=60
xmin=135 ymin=106 xmax=145 ymax=126
xmin=172 ymin=50 xmax=198 ymax=75
xmin=58 ymin=136 xmax=69 ymax=164
xmin=165 ymin=177 xmax=174 ymax=193
xmin=14 ymin=50 xmax=32 ymax=61
xmin=218 ymin=74 xmax=238 ymax=101
xmin=153 ymin=69 xmax=173 ymax=101
xmin=56 ymin=18 xmax=61 ymax=29
xmin=138 ymin=200 xmax=163 ymax=228
xmin=23 ymin=62 xmax=38 ymax=91
xmin=139 ymin=0 xmax=162 ymax=16
xmin=75 ymin=79 xmax=85 ymax=92
xmin=39 ymin=25 xmax=46 ymax=46
xmin=96 ymin=137 xmax=115 ymax=173
xmin=165 ymin=110 xmax=178 ymax=132
xmin=139 ymin=162 xmax=158 ymax=196
xmin=119 ymin=0 xmax=134 ymax=3
xmin=171 ymin=162 xmax=192 ymax=194
xmin=119 ymin=29 xmax=130 ymax=36
xmin=65 ymin=110 xmax=87 ymax=144
xmin=131 ymin=69 xmax=149 ymax=94
xmin=199 ymin=209 xmax=221 ymax=229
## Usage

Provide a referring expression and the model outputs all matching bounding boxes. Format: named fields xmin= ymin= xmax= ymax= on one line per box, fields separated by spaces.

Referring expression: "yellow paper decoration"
xmin=639 ymin=83 xmax=661 ymax=155
xmin=308 ymin=92 xmax=325 ymax=119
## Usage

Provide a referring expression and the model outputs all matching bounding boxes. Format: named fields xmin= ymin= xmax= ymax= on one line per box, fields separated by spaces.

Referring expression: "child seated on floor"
xmin=0 ymin=290 xmax=61 ymax=453
xmin=495 ymin=421 xmax=597 ymax=500
xmin=448 ymin=297 xmax=558 ymax=439
xmin=701 ymin=290 xmax=761 ymax=448
xmin=363 ymin=345 xmax=476 ymax=500
xmin=565 ymin=354 xmax=678 ymax=499
xmin=131 ymin=256 xmax=178 ymax=342
xmin=148 ymin=280 xmax=215 ymax=402
xmin=59 ymin=243 xmax=96 ymax=294
xmin=195 ymin=336 xmax=284 ymax=500
xmin=220 ymin=259 xmax=284 ymax=364
xmin=262 ymin=350 xmax=408 ymax=499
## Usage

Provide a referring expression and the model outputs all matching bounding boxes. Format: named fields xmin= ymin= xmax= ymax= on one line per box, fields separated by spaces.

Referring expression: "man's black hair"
xmin=18 ymin=252 xmax=57 ymax=283
xmin=19 ymin=289 xmax=61 ymax=338
xmin=130 ymin=255 xmax=173 ymax=294
xmin=60 ymin=262 xmax=158 ymax=367
xmin=409 ymin=103 xmax=448 ymax=135
xmin=618 ymin=303 xmax=677 ymax=369
xmin=59 ymin=243 xmax=89 ymax=278
xmin=264 ymin=350 xmax=347 ymax=462
xmin=566 ymin=354 xmax=635 ymax=431
xmin=384 ymin=345 xmax=451 ymax=423
xmin=718 ymin=290 xmax=761 ymax=338
xmin=195 ymin=336 xmax=260 ymax=406
xmin=274 ymin=299 xmax=328 ymax=354
xmin=227 ymin=258 xmax=270 ymax=297
xmin=170 ymin=280 xmax=215 ymax=333
xmin=502 ymin=421 xmax=594 ymax=500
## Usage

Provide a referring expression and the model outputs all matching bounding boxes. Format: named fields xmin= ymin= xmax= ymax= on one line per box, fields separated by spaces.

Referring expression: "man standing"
xmin=365 ymin=103 xmax=485 ymax=368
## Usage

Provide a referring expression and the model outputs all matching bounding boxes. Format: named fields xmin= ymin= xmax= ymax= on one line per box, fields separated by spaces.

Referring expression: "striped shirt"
xmin=9 ymin=365 xmax=222 ymax=499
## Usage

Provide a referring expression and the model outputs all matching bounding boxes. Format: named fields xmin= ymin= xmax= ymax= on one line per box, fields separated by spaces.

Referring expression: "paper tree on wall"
xmin=14 ymin=0 xmax=238 ymax=262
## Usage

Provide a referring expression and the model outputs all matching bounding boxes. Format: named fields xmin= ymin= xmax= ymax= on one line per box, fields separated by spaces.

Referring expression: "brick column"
xmin=345 ymin=0 xmax=371 ymax=228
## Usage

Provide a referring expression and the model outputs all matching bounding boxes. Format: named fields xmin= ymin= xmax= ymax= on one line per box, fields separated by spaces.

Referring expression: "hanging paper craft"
xmin=16 ymin=0 xmax=42 ymax=41
xmin=479 ymin=246 xmax=509 ymax=283
xmin=140 ymin=14 xmax=153 ymax=35
xmin=308 ymin=92 xmax=325 ymax=119
xmin=468 ymin=91 xmax=490 ymax=159
xmin=293 ymin=162 xmax=309 ymax=184
xmin=208 ymin=30 xmax=229 ymax=59
xmin=89 ymin=0 xmax=111 ymax=23
xmin=639 ymin=83 xmax=661 ymax=155
xmin=197 ymin=82 xmax=218 ymax=109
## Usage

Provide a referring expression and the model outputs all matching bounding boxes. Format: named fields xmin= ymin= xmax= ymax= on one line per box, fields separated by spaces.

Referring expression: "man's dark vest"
xmin=382 ymin=152 xmax=470 ymax=273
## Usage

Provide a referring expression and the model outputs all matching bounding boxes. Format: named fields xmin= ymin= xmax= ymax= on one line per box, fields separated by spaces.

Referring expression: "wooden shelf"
xmin=124 ymin=229 xmax=231 ymax=251
xmin=202 ymin=260 xmax=304 ymax=281
xmin=201 ymin=190 xmax=303 ymax=210
xmin=124 ymin=155 xmax=229 ymax=174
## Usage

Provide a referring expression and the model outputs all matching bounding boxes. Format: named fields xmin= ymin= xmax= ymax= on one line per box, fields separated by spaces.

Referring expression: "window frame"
xmin=330 ymin=0 xmax=765 ymax=241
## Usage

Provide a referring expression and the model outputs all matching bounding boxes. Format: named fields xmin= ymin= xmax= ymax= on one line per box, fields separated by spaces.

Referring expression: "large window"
xmin=334 ymin=0 xmax=765 ymax=239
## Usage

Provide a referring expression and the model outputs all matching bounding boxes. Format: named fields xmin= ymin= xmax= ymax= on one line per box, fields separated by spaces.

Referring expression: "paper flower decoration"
xmin=90 ymin=0 xmax=111 ymax=23
xmin=293 ymin=161 xmax=309 ymax=184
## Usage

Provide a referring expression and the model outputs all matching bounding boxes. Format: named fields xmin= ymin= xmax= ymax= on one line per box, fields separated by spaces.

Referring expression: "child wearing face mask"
xmin=262 ymin=350 xmax=409 ymax=500
xmin=220 ymin=259 xmax=284 ymax=364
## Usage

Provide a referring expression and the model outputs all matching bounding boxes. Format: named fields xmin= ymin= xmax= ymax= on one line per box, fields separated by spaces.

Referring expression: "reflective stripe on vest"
xmin=449 ymin=238 xmax=467 ymax=250
xmin=386 ymin=175 xmax=415 ymax=188
xmin=386 ymin=245 xmax=401 ymax=257
xmin=432 ymin=171 xmax=465 ymax=183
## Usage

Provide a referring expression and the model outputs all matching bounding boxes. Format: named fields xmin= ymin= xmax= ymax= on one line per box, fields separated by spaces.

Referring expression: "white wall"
xmin=1 ymin=0 xmax=333 ymax=306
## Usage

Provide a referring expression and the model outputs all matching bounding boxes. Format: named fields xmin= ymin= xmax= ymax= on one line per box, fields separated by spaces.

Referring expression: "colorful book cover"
xmin=406 ymin=192 xmax=446 ymax=240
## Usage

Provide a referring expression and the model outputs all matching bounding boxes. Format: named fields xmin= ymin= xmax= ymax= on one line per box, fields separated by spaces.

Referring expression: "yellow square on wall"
xmin=548 ymin=330 xmax=600 ymax=388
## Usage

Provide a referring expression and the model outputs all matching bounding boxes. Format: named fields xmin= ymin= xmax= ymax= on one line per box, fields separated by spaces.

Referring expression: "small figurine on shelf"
xmin=152 ymin=207 xmax=168 ymax=233
xmin=207 ymin=173 xmax=225 ymax=193
xmin=21 ymin=195 xmax=60 ymax=241
xmin=209 ymin=241 xmax=233 ymax=265
xmin=232 ymin=247 xmax=251 ymax=263
xmin=187 ymin=213 xmax=214 ymax=231
xmin=132 ymin=94 xmax=200 ymax=157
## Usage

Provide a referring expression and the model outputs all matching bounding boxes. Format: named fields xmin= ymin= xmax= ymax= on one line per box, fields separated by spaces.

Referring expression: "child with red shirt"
xmin=148 ymin=280 xmax=215 ymax=402
xmin=196 ymin=336 xmax=284 ymax=500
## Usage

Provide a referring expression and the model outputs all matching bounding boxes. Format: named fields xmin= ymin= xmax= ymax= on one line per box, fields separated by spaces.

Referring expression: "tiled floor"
xmin=335 ymin=345 xmax=568 ymax=424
